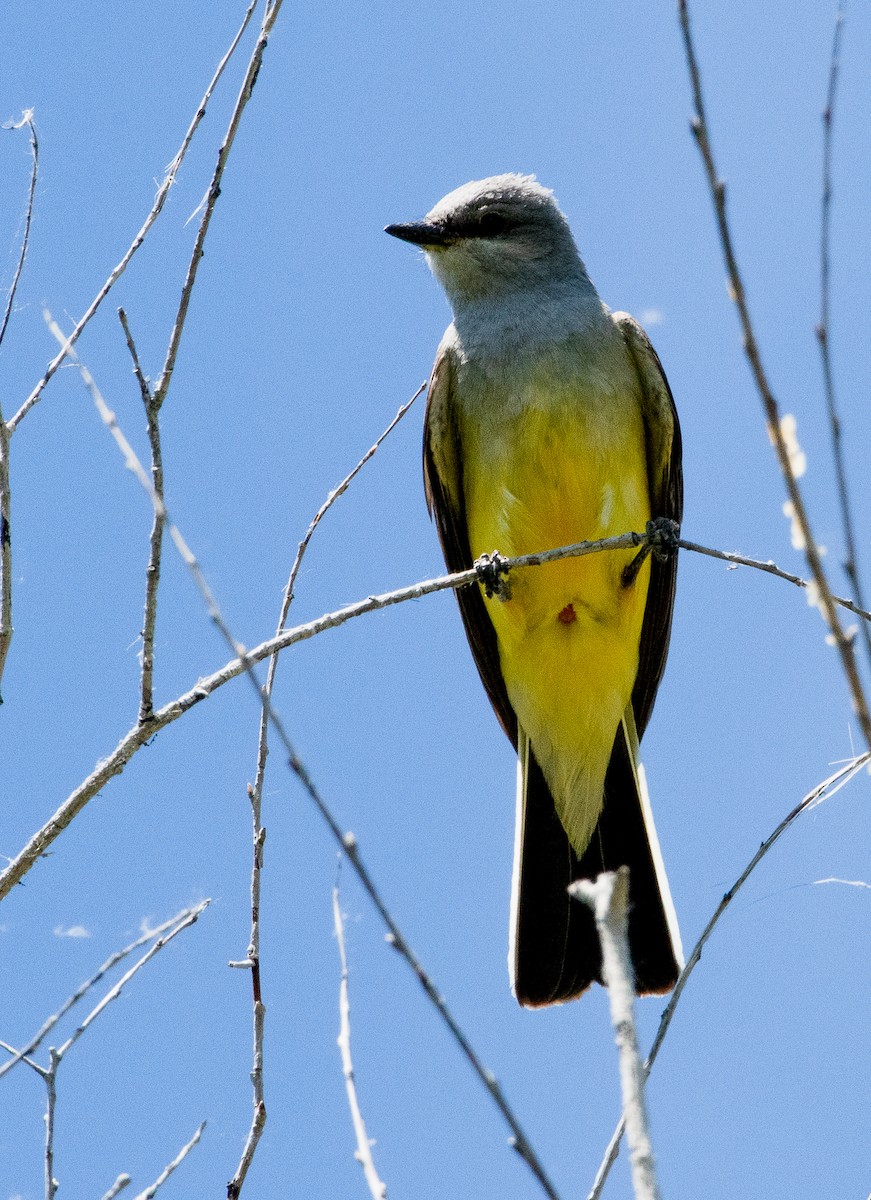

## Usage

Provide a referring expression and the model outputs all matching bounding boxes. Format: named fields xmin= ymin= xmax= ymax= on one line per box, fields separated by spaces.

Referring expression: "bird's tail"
xmin=509 ymin=711 xmax=683 ymax=1007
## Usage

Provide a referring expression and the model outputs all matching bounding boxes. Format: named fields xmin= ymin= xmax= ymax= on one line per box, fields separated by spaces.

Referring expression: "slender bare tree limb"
xmin=118 ymin=308 xmax=165 ymax=723
xmin=0 ymin=109 xmax=38 ymax=699
xmin=151 ymin=0 xmax=284 ymax=408
xmin=572 ymin=870 xmax=660 ymax=1200
xmin=586 ymin=751 xmax=870 ymax=1199
xmin=225 ymin=790 xmax=266 ymax=1200
xmin=54 ymin=902 xmax=210 ymax=1062
xmin=678 ymin=539 xmax=871 ymax=623
xmin=815 ymin=6 xmax=870 ymax=666
xmin=228 ymin=391 xmax=422 ymax=1198
xmin=283 ymin=385 xmax=425 ymax=616
xmin=678 ymin=0 xmax=871 ymax=747
xmin=0 ymin=109 xmax=38 ymax=347
xmin=130 ymin=1122 xmax=207 ymax=1200
xmin=333 ymin=887 xmax=388 ymax=1200
xmin=0 ymin=908 xmax=196 ymax=1080
xmin=6 ymin=0 xmax=258 ymax=434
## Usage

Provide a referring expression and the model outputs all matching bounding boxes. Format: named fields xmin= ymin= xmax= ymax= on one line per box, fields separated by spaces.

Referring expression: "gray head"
xmin=386 ymin=174 xmax=588 ymax=306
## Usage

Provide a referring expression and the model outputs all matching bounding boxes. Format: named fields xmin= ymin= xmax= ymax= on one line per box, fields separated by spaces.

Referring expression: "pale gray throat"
xmin=447 ymin=273 xmax=610 ymax=362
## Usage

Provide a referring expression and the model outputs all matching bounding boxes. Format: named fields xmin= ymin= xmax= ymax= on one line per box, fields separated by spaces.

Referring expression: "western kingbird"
xmin=386 ymin=174 xmax=683 ymax=1006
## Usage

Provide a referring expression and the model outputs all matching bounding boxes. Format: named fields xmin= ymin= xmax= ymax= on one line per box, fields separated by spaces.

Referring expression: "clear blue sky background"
xmin=1 ymin=2 xmax=869 ymax=1198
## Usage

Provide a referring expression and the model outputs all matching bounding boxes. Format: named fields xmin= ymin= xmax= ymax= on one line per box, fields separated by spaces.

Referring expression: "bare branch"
xmin=130 ymin=1122 xmax=206 ymax=1200
xmin=284 ymin=385 xmax=425 ymax=614
xmin=225 ymin=797 xmax=266 ymax=1200
xmin=6 ymin=0 xmax=259 ymax=433
xmin=678 ymin=0 xmax=871 ymax=746
xmin=814 ymin=6 xmax=870 ymax=667
xmin=0 ymin=109 xmax=37 ymax=698
xmin=228 ymin=388 xmax=420 ymax=1196
xmin=118 ymin=308 xmax=164 ymax=723
xmin=151 ymin=0 xmax=285 ymax=409
xmin=54 ymin=902 xmax=209 ymax=1062
xmin=333 ymin=887 xmax=387 ymax=1200
xmin=0 ymin=909 xmax=196 ymax=1080
xmin=679 ymin=538 xmax=871 ymax=622
xmin=0 ymin=109 xmax=39 ymax=347
xmin=587 ymin=751 xmax=870 ymax=1199
xmin=572 ymin=871 xmax=660 ymax=1200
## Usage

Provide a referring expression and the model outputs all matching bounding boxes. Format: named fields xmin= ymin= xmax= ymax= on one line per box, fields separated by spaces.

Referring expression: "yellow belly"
xmin=461 ymin=391 xmax=650 ymax=854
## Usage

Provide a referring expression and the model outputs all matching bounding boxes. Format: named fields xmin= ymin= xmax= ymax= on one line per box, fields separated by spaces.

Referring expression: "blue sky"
xmin=1 ymin=2 xmax=869 ymax=1198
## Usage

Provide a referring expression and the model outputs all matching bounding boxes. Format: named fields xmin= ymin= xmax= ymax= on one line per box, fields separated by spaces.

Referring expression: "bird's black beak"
xmin=384 ymin=221 xmax=453 ymax=249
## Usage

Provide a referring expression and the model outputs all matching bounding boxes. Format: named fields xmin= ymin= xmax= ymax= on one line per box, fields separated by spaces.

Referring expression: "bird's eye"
xmin=475 ymin=210 xmax=512 ymax=237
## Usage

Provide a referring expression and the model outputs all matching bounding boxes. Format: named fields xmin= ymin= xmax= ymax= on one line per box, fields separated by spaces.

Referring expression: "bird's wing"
xmin=612 ymin=312 xmax=683 ymax=736
xmin=423 ymin=340 xmax=518 ymax=746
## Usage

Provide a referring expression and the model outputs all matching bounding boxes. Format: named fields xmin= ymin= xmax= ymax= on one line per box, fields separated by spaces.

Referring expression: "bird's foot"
xmin=622 ymin=518 xmax=680 ymax=587
xmin=475 ymin=551 xmax=512 ymax=600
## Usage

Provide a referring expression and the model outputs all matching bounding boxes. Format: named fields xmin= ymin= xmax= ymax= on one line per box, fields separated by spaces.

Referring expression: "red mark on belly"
xmin=557 ymin=603 xmax=577 ymax=625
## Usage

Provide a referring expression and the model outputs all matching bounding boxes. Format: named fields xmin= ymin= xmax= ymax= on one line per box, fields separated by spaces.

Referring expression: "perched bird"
xmin=386 ymin=174 xmax=683 ymax=1006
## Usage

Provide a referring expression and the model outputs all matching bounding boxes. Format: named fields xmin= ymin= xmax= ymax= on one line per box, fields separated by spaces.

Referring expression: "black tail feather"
xmin=511 ymin=726 xmax=680 ymax=1007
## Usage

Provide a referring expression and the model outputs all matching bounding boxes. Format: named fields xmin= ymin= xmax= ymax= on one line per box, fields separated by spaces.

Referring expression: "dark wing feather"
xmin=612 ymin=313 xmax=683 ymax=736
xmin=423 ymin=342 xmax=518 ymax=746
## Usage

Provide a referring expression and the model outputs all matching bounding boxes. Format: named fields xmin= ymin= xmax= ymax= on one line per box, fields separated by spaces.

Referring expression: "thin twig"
xmin=151 ymin=0 xmax=284 ymax=408
xmin=572 ymin=871 xmax=660 ymax=1200
xmin=118 ymin=308 xmax=164 ymax=723
xmin=131 ymin=1122 xmax=206 ymax=1200
xmin=225 ymin=793 xmax=266 ymax=1200
xmin=99 ymin=1175 xmax=132 ymax=1200
xmin=586 ymin=751 xmax=870 ymax=1199
xmin=333 ymin=887 xmax=388 ymax=1200
xmin=228 ymin=391 xmax=420 ymax=1197
xmin=815 ymin=6 xmax=870 ymax=666
xmin=0 ymin=109 xmax=39 ymax=347
xmin=6 ymin=0 xmax=258 ymax=434
xmin=0 ymin=110 xmax=37 ymax=699
xmin=678 ymin=0 xmax=871 ymax=747
xmin=678 ymin=539 xmax=871 ymax=623
xmin=284 ymin=386 xmax=425 ymax=614
xmin=0 ymin=908 xmax=195 ymax=1080
xmin=54 ymin=903 xmax=210 ymax=1062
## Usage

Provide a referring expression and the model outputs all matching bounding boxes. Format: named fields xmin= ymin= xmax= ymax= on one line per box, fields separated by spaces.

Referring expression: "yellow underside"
xmin=461 ymin=392 xmax=650 ymax=855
